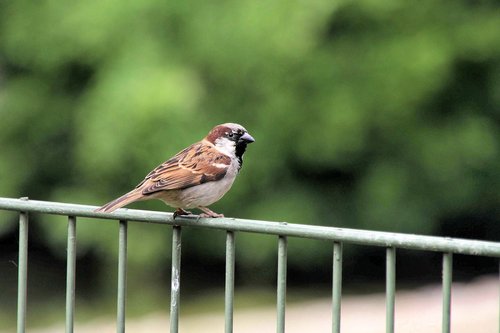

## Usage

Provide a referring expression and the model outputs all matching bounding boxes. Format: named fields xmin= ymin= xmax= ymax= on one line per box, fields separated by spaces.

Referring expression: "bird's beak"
xmin=240 ymin=132 xmax=255 ymax=143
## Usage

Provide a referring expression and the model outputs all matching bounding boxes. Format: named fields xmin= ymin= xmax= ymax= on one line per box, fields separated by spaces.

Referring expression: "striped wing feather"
xmin=138 ymin=142 xmax=230 ymax=195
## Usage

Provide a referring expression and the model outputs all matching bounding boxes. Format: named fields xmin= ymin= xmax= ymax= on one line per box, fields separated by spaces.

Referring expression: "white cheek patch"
xmin=215 ymin=137 xmax=233 ymax=145
xmin=214 ymin=137 xmax=236 ymax=156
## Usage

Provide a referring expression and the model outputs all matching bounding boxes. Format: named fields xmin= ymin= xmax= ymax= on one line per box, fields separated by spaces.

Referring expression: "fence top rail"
xmin=0 ymin=197 xmax=499 ymax=257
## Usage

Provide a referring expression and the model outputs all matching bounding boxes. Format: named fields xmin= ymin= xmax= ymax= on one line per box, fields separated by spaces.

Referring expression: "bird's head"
xmin=206 ymin=123 xmax=255 ymax=166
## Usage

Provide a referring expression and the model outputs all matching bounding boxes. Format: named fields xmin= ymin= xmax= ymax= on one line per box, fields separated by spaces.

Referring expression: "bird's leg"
xmin=173 ymin=208 xmax=192 ymax=219
xmin=198 ymin=207 xmax=224 ymax=218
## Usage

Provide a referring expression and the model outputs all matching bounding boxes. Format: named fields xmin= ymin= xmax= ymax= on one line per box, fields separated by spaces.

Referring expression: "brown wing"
xmin=136 ymin=142 xmax=231 ymax=195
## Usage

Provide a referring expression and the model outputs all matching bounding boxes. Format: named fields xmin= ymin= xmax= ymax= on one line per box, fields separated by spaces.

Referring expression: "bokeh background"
xmin=1 ymin=0 xmax=499 ymax=330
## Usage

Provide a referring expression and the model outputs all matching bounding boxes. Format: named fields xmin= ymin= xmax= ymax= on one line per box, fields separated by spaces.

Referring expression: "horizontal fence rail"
xmin=1 ymin=198 xmax=500 ymax=257
xmin=1 ymin=197 xmax=499 ymax=333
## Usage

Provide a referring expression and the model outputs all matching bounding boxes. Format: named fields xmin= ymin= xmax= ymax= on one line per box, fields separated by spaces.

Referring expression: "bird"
xmin=95 ymin=123 xmax=255 ymax=218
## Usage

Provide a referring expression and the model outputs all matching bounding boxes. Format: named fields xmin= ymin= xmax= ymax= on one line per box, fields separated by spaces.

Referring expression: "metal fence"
xmin=0 ymin=197 xmax=499 ymax=333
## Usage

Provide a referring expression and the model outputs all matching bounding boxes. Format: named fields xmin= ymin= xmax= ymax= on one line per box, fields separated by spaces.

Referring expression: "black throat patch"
xmin=235 ymin=141 xmax=248 ymax=170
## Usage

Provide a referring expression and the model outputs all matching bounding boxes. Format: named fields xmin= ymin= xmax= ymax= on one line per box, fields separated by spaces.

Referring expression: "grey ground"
xmin=14 ymin=275 xmax=498 ymax=333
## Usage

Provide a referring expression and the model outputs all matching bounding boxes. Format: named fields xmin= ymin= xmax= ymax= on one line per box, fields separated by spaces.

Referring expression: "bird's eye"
xmin=228 ymin=132 xmax=234 ymax=138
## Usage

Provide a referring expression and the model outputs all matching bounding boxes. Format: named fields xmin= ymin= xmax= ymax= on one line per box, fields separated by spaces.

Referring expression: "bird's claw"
xmin=198 ymin=206 xmax=224 ymax=218
xmin=199 ymin=212 xmax=225 ymax=218
xmin=173 ymin=208 xmax=192 ymax=219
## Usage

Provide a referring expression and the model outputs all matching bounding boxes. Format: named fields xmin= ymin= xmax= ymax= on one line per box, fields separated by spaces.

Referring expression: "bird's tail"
xmin=95 ymin=189 xmax=144 ymax=213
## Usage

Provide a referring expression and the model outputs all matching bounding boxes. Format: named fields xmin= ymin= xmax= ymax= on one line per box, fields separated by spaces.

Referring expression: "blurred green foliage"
xmin=0 ymin=0 xmax=499 ymax=287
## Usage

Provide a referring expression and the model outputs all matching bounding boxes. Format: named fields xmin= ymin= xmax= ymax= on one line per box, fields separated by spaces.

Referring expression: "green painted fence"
xmin=0 ymin=197 xmax=499 ymax=333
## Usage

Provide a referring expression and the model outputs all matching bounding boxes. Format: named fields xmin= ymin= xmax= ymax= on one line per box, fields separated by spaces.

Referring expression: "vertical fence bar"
xmin=65 ymin=216 xmax=77 ymax=333
xmin=277 ymin=236 xmax=287 ymax=333
xmin=117 ymin=220 xmax=128 ymax=333
xmin=225 ymin=231 xmax=236 ymax=333
xmin=332 ymin=242 xmax=343 ymax=333
xmin=170 ymin=226 xmax=182 ymax=333
xmin=442 ymin=252 xmax=453 ymax=333
xmin=17 ymin=212 xmax=28 ymax=333
xmin=386 ymin=247 xmax=396 ymax=333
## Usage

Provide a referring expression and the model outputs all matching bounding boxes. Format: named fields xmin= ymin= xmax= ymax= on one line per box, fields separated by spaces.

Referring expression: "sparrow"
xmin=95 ymin=123 xmax=255 ymax=218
